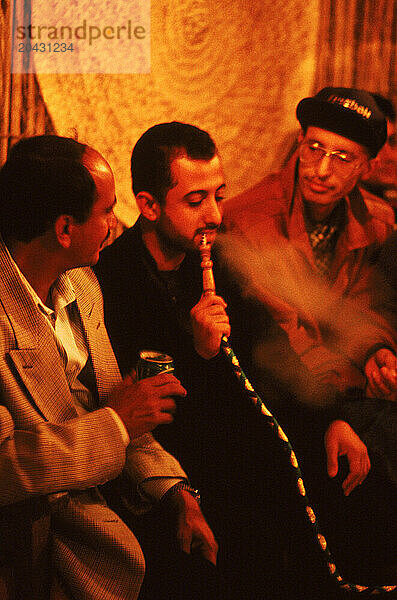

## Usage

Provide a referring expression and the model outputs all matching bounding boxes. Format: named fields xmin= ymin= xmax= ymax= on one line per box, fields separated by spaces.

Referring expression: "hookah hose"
xmin=199 ymin=234 xmax=397 ymax=594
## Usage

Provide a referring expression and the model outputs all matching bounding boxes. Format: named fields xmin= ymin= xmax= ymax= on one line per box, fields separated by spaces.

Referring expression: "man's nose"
xmin=316 ymin=154 xmax=333 ymax=178
xmin=204 ymin=198 xmax=223 ymax=225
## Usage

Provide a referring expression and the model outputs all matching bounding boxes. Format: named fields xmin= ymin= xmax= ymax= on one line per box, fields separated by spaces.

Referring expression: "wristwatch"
xmin=162 ymin=481 xmax=201 ymax=505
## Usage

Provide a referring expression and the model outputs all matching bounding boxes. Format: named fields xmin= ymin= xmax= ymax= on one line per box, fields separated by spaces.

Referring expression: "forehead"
xmin=84 ymin=154 xmax=115 ymax=203
xmin=83 ymin=151 xmax=113 ymax=181
xmin=87 ymin=159 xmax=114 ymax=184
xmin=304 ymin=126 xmax=368 ymax=156
xmin=169 ymin=154 xmax=225 ymax=194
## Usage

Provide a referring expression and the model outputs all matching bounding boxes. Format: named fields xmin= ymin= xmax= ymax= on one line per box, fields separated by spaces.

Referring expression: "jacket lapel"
xmin=0 ymin=241 xmax=78 ymax=422
xmin=7 ymin=346 xmax=78 ymax=422
xmin=69 ymin=268 xmax=121 ymax=404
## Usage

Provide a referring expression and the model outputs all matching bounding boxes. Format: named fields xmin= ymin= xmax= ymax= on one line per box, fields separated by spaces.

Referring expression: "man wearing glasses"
xmin=222 ymin=87 xmax=397 ymax=595
xmin=223 ymin=87 xmax=396 ymax=398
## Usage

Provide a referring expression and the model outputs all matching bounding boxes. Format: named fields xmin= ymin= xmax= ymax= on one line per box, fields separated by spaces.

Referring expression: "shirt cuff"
xmin=139 ymin=477 xmax=187 ymax=501
xmin=104 ymin=407 xmax=130 ymax=446
xmin=104 ymin=409 xmax=186 ymax=501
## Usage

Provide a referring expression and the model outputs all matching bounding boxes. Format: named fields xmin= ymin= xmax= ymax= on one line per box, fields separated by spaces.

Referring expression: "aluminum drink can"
xmin=136 ymin=350 xmax=174 ymax=380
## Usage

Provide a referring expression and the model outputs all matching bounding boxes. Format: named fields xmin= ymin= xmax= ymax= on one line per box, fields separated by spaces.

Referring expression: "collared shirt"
xmin=303 ymin=196 xmax=346 ymax=275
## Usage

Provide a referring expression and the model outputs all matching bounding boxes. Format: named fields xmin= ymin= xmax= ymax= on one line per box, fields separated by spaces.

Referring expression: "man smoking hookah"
xmin=95 ymin=122 xmax=394 ymax=598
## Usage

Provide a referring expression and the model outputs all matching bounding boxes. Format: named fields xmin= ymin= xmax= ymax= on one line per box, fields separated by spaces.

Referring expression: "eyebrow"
xmin=305 ymin=138 xmax=354 ymax=155
xmin=183 ymin=183 xmax=226 ymax=200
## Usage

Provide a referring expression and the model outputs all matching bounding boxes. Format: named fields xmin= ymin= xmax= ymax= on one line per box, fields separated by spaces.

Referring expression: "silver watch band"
xmin=162 ymin=481 xmax=201 ymax=505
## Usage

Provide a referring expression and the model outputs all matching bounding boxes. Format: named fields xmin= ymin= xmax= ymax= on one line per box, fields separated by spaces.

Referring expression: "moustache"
xmin=197 ymin=226 xmax=219 ymax=236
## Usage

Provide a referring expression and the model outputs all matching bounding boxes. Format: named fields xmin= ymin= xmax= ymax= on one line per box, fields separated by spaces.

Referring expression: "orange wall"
xmin=38 ymin=0 xmax=320 ymax=226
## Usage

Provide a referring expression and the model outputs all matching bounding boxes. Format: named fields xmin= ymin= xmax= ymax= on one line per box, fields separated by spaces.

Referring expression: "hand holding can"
xmin=136 ymin=350 xmax=174 ymax=379
xmin=107 ymin=351 xmax=185 ymax=439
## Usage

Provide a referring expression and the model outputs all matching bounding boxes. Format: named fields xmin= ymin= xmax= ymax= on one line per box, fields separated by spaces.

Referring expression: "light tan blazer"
xmin=0 ymin=239 xmax=186 ymax=599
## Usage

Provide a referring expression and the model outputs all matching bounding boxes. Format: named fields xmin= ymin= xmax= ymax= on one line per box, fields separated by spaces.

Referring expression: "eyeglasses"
xmin=299 ymin=141 xmax=364 ymax=178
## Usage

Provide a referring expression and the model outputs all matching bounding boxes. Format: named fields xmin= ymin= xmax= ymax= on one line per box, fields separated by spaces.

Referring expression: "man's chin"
xmin=86 ymin=250 xmax=101 ymax=267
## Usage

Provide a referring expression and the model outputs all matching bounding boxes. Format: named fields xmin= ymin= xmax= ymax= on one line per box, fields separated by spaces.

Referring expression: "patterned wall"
xmin=37 ymin=0 xmax=320 ymax=226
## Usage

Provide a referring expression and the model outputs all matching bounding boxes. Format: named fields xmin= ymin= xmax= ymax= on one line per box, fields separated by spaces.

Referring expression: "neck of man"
xmin=7 ymin=237 xmax=65 ymax=306
xmin=141 ymin=228 xmax=186 ymax=272
xmin=303 ymin=199 xmax=341 ymax=224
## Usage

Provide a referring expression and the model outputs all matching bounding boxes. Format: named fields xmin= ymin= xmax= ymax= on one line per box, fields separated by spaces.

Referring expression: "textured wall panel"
xmin=38 ymin=0 xmax=319 ymax=225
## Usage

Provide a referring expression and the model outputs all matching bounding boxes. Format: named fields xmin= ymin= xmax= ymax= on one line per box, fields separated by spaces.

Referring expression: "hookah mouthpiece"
xmin=200 ymin=232 xmax=209 ymax=249
xmin=199 ymin=233 xmax=216 ymax=296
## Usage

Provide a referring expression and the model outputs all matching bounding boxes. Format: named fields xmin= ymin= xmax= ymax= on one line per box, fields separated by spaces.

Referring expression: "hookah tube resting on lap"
xmin=198 ymin=233 xmax=396 ymax=595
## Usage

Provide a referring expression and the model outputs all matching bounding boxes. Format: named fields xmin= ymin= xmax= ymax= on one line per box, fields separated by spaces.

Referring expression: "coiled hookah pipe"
xmin=199 ymin=233 xmax=396 ymax=594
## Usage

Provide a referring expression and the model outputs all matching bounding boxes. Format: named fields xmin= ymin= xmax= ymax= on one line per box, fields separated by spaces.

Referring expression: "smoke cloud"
xmin=216 ymin=231 xmax=394 ymax=405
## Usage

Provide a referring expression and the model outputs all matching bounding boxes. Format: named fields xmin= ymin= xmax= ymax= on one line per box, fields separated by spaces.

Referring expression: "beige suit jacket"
xmin=0 ymin=239 xmax=186 ymax=599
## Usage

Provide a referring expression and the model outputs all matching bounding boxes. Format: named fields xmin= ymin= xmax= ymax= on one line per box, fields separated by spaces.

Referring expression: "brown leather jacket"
xmin=223 ymin=153 xmax=396 ymax=392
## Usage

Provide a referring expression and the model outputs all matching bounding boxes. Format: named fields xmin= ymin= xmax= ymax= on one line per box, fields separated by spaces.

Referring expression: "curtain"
xmin=314 ymin=0 xmax=397 ymax=99
xmin=0 ymin=0 xmax=55 ymax=165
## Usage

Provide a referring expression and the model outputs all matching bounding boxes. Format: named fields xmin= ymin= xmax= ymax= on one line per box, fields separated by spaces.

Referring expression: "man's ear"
xmin=135 ymin=191 xmax=161 ymax=221
xmin=54 ymin=215 xmax=73 ymax=249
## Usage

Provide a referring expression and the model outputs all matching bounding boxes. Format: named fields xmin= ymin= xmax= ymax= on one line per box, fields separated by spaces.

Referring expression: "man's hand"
xmin=190 ymin=294 xmax=231 ymax=359
xmin=324 ymin=420 xmax=371 ymax=496
xmin=365 ymin=348 xmax=397 ymax=400
xmin=165 ymin=489 xmax=218 ymax=565
xmin=107 ymin=371 xmax=186 ymax=439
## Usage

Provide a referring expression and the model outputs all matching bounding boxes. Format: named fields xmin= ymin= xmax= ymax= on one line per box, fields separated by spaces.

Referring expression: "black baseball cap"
xmin=296 ymin=87 xmax=387 ymax=157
